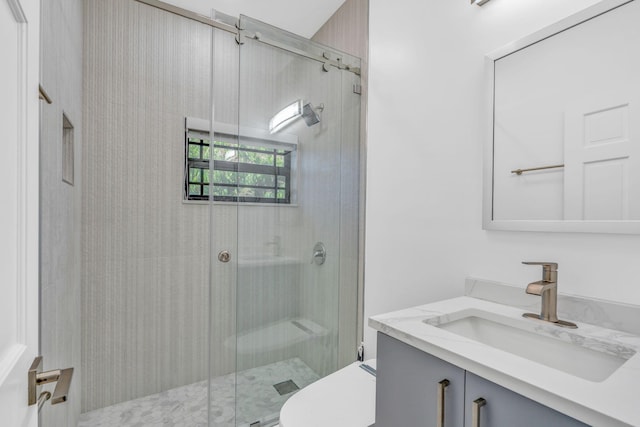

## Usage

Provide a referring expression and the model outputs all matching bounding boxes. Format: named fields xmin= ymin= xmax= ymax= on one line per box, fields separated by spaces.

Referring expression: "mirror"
xmin=483 ymin=0 xmax=640 ymax=234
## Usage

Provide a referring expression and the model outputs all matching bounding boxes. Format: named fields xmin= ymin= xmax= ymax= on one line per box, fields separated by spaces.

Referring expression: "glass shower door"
xmin=232 ymin=16 xmax=361 ymax=427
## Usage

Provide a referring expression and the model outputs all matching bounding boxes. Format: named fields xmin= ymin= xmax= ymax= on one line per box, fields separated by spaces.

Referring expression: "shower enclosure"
xmin=210 ymin=15 xmax=361 ymax=426
xmin=207 ymin=12 xmax=362 ymax=426
xmin=78 ymin=1 xmax=361 ymax=426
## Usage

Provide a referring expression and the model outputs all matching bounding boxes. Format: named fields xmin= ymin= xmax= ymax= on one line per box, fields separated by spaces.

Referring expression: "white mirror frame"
xmin=482 ymin=0 xmax=640 ymax=234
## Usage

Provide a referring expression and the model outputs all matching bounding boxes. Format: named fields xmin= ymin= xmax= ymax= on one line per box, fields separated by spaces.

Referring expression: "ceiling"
xmin=161 ymin=0 xmax=347 ymax=38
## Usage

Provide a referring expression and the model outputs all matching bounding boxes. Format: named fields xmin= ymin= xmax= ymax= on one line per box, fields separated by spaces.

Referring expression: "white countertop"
xmin=369 ymin=291 xmax=640 ymax=427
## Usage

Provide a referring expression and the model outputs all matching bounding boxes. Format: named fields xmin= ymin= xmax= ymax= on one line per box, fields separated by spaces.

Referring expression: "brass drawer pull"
xmin=472 ymin=397 xmax=487 ymax=427
xmin=437 ymin=379 xmax=450 ymax=427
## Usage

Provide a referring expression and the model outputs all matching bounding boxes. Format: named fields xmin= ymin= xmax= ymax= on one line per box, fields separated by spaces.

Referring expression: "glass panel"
xmin=232 ymin=14 xmax=361 ymax=427
xmin=237 ymin=172 xmax=276 ymax=187
xmin=202 ymin=145 xmax=211 ymax=160
xmin=213 ymin=145 xmax=236 ymax=161
xmin=206 ymin=11 xmax=360 ymax=427
xmin=190 ymin=167 xmax=202 ymax=183
xmin=78 ymin=3 xmax=216 ymax=426
xmin=208 ymin=22 xmax=240 ymax=427
xmin=239 ymin=149 xmax=274 ymax=165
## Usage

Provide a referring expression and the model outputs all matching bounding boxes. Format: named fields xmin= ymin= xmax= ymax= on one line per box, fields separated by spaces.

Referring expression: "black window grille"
xmin=185 ymin=132 xmax=294 ymax=204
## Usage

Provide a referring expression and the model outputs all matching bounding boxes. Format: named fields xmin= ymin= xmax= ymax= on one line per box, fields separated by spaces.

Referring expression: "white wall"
xmin=364 ymin=0 xmax=640 ymax=358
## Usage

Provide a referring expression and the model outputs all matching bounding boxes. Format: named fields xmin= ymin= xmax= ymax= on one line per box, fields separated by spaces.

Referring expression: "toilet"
xmin=279 ymin=360 xmax=377 ymax=427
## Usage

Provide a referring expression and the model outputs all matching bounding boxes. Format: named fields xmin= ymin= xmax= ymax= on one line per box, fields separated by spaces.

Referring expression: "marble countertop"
xmin=369 ymin=280 xmax=640 ymax=427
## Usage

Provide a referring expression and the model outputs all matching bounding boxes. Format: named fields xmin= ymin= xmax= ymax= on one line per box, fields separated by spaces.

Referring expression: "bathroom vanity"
xmin=369 ymin=279 xmax=640 ymax=427
xmin=375 ymin=333 xmax=587 ymax=427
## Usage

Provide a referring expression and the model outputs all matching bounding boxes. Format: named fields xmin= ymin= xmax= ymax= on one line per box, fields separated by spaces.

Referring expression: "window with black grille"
xmin=185 ymin=128 xmax=295 ymax=204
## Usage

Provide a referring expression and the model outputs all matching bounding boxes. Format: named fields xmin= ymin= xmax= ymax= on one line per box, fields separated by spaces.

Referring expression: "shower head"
xmin=302 ymin=103 xmax=322 ymax=127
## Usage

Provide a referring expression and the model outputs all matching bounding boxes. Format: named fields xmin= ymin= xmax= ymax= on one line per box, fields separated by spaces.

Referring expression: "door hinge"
xmin=353 ymin=84 xmax=362 ymax=95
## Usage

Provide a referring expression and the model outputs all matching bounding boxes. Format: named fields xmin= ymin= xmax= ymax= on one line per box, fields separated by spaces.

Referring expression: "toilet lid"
xmin=279 ymin=360 xmax=376 ymax=427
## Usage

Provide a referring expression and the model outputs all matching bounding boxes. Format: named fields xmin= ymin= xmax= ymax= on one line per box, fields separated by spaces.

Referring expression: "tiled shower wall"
xmin=82 ymin=0 xmax=214 ymax=411
xmin=40 ymin=0 xmax=83 ymax=425
xmin=81 ymin=1 xmax=275 ymax=411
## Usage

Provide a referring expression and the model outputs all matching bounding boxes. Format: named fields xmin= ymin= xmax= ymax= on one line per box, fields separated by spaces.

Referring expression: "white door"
xmin=0 ymin=0 xmax=40 ymax=425
xmin=564 ymin=91 xmax=640 ymax=220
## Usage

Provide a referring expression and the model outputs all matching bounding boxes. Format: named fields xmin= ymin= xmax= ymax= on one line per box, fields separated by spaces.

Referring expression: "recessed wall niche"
xmin=62 ymin=113 xmax=74 ymax=185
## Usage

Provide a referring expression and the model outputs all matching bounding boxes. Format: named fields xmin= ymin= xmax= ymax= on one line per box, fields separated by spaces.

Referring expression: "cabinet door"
xmin=464 ymin=372 xmax=590 ymax=427
xmin=375 ymin=333 xmax=465 ymax=427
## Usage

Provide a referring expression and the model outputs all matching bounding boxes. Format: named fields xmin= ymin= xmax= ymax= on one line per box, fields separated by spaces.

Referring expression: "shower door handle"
xmin=218 ymin=250 xmax=231 ymax=263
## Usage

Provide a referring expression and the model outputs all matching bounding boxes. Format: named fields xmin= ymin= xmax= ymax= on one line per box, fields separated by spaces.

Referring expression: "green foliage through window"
xmin=185 ymin=133 xmax=294 ymax=204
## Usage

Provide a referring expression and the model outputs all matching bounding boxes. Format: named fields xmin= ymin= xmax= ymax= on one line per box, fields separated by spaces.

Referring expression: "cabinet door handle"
xmin=437 ymin=379 xmax=450 ymax=427
xmin=472 ymin=397 xmax=487 ymax=427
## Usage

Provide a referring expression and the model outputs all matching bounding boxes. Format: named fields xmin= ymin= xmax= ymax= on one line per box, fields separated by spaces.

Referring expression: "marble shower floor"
xmin=77 ymin=358 xmax=320 ymax=427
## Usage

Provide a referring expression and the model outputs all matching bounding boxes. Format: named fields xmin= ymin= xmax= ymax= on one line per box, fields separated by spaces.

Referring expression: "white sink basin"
xmin=424 ymin=309 xmax=635 ymax=382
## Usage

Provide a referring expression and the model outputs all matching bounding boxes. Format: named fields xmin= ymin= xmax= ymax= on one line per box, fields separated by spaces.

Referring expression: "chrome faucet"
xmin=522 ymin=262 xmax=577 ymax=328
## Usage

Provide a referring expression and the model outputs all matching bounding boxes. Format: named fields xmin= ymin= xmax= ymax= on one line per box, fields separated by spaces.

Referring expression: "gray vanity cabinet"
xmin=376 ymin=332 xmax=590 ymax=427
xmin=464 ymin=372 xmax=589 ymax=427
xmin=375 ymin=332 xmax=465 ymax=427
